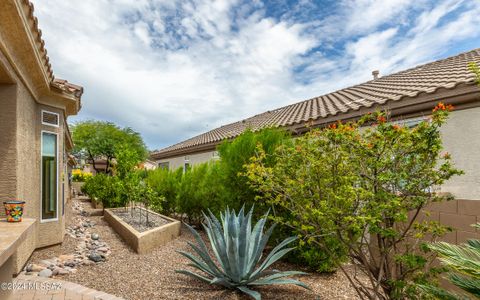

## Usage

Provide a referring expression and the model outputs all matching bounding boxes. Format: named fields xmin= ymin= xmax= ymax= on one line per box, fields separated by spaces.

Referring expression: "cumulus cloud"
xmin=32 ymin=0 xmax=480 ymax=150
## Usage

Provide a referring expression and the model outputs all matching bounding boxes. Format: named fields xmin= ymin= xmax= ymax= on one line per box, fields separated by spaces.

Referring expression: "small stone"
xmin=29 ymin=264 xmax=45 ymax=272
xmin=91 ymin=233 xmax=99 ymax=240
xmin=54 ymin=267 xmax=69 ymax=275
xmin=59 ymin=254 xmax=74 ymax=261
xmin=64 ymin=260 xmax=75 ymax=267
xmin=88 ymin=252 xmax=103 ymax=262
xmin=38 ymin=269 xmax=53 ymax=278
xmin=82 ymin=259 xmax=94 ymax=266
xmin=97 ymin=247 xmax=108 ymax=252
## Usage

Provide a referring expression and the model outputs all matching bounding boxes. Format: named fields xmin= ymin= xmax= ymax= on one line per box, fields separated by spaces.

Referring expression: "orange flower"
xmin=328 ymin=123 xmax=337 ymax=129
xmin=433 ymin=102 xmax=454 ymax=112
xmin=393 ymin=124 xmax=401 ymax=130
xmin=442 ymin=152 xmax=451 ymax=159
xmin=377 ymin=115 xmax=387 ymax=123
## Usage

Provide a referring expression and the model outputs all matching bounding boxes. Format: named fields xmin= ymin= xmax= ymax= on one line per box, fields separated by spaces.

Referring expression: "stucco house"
xmin=152 ymin=48 xmax=480 ymax=244
xmin=0 ymin=0 xmax=83 ymax=285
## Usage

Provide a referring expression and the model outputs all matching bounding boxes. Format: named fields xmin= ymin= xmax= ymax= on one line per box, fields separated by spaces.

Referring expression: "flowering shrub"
xmin=246 ymin=103 xmax=463 ymax=299
xmin=72 ymin=169 xmax=92 ymax=182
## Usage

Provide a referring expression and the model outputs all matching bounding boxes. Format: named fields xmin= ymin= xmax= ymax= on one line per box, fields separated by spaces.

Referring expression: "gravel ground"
xmin=29 ymin=199 xmax=364 ymax=300
xmin=114 ymin=208 xmax=170 ymax=232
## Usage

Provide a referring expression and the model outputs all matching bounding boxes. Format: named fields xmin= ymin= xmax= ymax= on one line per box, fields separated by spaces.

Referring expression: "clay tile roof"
xmin=151 ymin=48 xmax=480 ymax=159
xmin=22 ymin=0 xmax=83 ymax=100
xmin=51 ymin=78 xmax=84 ymax=98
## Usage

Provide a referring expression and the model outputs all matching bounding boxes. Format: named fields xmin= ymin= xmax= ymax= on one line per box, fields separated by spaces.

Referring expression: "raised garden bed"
xmin=104 ymin=207 xmax=181 ymax=254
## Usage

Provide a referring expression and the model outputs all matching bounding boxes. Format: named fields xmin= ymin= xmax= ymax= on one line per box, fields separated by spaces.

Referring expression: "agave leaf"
xmin=177 ymin=250 xmax=216 ymax=277
xmin=245 ymin=224 xmax=277 ymax=278
xmin=237 ymin=286 xmax=261 ymax=300
xmin=249 ymin=278 xmax=311 ymax=290
xmin=176 ymin=269 xmax=212 ymax=284
xmin=210 ymin=277 xmax=235 ymax=288
xmin=250 ymin=247 xmax=296 ymax=280
xmin=238 ymin=207 xmax=253 ymax=277
xmin=253 ymin=236 xmax=297 ymax=275
xmin=245 ymin=214 xmax=268 ymax=277
xmin=186 ymin=242 xmax=225 ymax=277
xmin=227 ymin=234 xmax=241 ymax=282
xmin=253 ymin=270 xmax=308 ymax=283
xmin=203 ymin=215 xmax=230 ymax=274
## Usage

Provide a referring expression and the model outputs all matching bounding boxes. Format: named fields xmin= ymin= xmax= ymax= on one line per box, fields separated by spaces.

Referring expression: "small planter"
xmin=104 ymin=207 xmax=181 ymax=254
xmin=3 ymin=200 xmax=26 ymax=222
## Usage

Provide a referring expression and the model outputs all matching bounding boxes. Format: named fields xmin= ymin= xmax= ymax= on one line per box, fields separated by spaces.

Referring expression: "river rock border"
xmin=23 ymin=199 xmax=111 ymax=278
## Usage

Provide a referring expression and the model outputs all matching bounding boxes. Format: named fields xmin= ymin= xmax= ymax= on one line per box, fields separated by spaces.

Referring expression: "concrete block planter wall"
xmin=104 ymin=208 xmax=181 ymax=254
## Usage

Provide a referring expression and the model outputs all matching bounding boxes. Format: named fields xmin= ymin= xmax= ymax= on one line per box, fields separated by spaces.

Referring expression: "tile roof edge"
xmin=151 ymin=48 xmax=480 ymax=158
xmin=20 ymin=0 xmax=83 ymax=100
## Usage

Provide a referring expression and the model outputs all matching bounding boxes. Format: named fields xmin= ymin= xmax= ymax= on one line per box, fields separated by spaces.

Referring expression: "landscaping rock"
xmin=24 ymin=199 xmax=112 ymax=279
xmin=88 ymin=252 xmax=103 ymax=262
xmin=38 ymin=269 xmax=53 ymax=278
xmin=64 ymin=260 xmax=76 ymax=267
xmin=27 ymin=263 xmax=45 ymax=272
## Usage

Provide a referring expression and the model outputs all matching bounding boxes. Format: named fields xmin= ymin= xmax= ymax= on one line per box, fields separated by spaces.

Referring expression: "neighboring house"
xmin=152 ymin=48 xmax=480 ymax=244
xmin=0 ymin=0 xmax=83 ymax=282
xmin=83 ymin=158 xmax=109 ymax=175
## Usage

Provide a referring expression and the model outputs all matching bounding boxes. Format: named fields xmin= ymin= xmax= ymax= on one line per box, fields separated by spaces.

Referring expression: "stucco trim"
xmin=39 ymin=130 xmax=59 ymax=223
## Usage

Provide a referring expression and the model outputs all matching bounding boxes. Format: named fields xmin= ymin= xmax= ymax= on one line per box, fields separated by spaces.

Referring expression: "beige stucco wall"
xmin=0 ymin=62 xmax=69 ymax=271
xmin=156 ymin=150 xmax=218 ymax=171
xmin=440 ymin=106 xmax=480 ymax=200
xmin=0 ymin=84 xmax=17 ymax=218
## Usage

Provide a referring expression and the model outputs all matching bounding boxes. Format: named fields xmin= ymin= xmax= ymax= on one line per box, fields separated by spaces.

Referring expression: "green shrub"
xmin=176 ymin=162 xmax=225 ymax=225
xmin=82 ymin=173 xmax=122 ymax=209
xmin=246 ymin=105 xmax=463 ymax=298
xmin=146 ymin=167 xmax=183 ymax=214
xmin=217 ymin=128 xmax=290 ymax=213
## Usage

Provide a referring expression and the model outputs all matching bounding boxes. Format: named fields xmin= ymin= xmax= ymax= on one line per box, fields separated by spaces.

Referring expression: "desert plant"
xmin=176 ymin=207 xmax=309 ymax=300
xmin=146 ymin=167 xmax=183 ymax=215
xmin=217 ymin=128 xmax=290 ymax=213
xmin=421 ymin=223 xmax=480 ymax=299
xmin=247 ymin=103 xmax=463 ymax=299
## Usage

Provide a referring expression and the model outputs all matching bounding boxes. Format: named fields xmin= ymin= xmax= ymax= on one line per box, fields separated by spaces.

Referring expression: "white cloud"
xmin=31 ymin=0 xmax=480 ymax=150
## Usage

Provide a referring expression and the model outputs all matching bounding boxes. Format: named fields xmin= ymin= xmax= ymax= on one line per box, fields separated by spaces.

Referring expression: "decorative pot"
xmin=3 ymin=201 xmax=25 ymax=222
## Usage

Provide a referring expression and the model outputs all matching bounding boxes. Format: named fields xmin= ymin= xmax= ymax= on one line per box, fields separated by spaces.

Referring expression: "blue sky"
xmin=32 ymin=0 xmax=480 ymax=150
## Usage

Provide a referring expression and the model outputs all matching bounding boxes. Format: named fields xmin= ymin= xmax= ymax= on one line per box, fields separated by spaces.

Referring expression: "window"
xmin=184 ymin=162 xmax=191 ymax=173
xmin=41 ymin=110 xmax=59 ymax=127
xmin=393 ymin=116 xmax=427 ymax=128
xmin=158 ymin=162 xmax=169 ymax=170
xmin=41 ymin=132 xmax=58 ymax=220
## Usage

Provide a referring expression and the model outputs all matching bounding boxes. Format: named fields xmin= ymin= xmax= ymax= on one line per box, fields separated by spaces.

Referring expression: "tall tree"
xmin=71 ymin=120 xmax=147 ymax=174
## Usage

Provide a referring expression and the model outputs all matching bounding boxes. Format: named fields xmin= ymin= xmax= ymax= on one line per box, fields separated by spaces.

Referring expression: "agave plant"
xmin=176 ymin=207 xmax=309 ymax=299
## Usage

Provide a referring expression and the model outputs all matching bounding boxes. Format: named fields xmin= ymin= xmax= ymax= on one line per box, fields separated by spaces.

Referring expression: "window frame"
xmin=40 ymin=130 xmax=59 ymax=223
xmin=41 ymin=110 xmax=60 ymax=128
